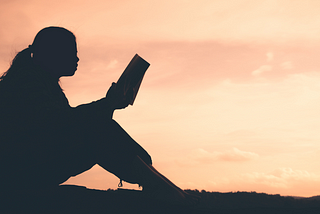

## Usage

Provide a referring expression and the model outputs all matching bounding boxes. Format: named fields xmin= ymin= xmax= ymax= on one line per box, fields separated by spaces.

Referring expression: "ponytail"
xmin=0 ymin=46 xmax=33 ymax=81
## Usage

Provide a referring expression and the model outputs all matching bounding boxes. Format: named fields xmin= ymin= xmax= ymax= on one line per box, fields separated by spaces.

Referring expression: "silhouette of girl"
xmin=0 ymin=26 xmax=197 ymax=204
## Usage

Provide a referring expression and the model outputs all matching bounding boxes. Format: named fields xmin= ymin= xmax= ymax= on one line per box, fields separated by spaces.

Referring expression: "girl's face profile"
xmin=50 ymin=39 xmax=79 ymax=78
xmin=33 ymin=37 xmax=79 ymax=79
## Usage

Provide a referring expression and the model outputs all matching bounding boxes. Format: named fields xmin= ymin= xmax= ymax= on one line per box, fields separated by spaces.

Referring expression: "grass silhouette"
xmin=1 ymin=185 xmax=320 ymax=214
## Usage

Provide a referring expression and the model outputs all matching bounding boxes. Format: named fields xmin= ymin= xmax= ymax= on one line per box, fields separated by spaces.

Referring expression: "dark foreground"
xmin=1 ymin=185 xmax=320 ymax=214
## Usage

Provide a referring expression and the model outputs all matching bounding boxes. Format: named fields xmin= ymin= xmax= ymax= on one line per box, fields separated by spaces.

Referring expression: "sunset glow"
xmin=2 ymin=0 xmax=320 ymax=197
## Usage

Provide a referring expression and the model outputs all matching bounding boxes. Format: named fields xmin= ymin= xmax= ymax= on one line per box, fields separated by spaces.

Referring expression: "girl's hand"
xmin=106 ymin=82 xmax=130 ymax=110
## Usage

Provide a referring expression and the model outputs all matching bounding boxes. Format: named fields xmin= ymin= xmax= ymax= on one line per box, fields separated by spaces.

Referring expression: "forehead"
xmin=55 ymin=39 xmax=77 ymax=51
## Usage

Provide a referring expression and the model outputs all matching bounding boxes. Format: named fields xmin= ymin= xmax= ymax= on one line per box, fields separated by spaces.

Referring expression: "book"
xmin=116 ymin=54 xmax=150 ymax=105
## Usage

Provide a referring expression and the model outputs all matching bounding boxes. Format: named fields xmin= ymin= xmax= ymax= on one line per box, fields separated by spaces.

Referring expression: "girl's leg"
xmin=93 ymin=120 xmax=199 ymax=204
xmin=92 ymin=119 xmax=152 ymax=184
xmin=132 ymin=156 xmax=200 ymax=204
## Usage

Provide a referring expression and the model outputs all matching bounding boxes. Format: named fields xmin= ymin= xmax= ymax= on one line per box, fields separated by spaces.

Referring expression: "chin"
xmin=61 ymin=71 xmax=76 ymax=77
xmin=65 ymin=68 xmax=77 ymax=76
xmin=67 ymin=72 xmax=76 ymax=77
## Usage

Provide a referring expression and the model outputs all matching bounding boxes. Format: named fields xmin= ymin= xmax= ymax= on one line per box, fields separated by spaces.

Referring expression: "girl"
xmin=0 ymin=26 xmax=197 ymax=205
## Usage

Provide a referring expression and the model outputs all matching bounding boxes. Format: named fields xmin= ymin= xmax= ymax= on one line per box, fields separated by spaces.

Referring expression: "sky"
xmin=1 ymin=0 xmax=320 ymax=197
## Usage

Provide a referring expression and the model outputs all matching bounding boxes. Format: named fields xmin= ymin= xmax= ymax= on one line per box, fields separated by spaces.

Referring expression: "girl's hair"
xmin=0 ymin=47 xmax=33 ymax=81
xmin=0 ymin=26 xmax=75 ymax=81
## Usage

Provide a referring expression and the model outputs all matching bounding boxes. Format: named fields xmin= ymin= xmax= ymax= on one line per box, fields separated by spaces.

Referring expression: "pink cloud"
xmin=252 ymin=65 xmax=273 ymax=76
xmin=280 ymin=61 xmax=294 ymax=70
xmin=193 ymin=148 xmax=259 ymax=164
xmin=219 ymin=148 xmax=259 ymax=161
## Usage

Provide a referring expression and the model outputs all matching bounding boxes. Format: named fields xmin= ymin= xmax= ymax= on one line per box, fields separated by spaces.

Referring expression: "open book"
xmin=116 ymin=54 xmax=150 ymax=105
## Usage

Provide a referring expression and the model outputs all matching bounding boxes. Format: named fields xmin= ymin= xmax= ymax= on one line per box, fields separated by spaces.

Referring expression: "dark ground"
xmin=1 ymin=185 xmax=320 ymax=214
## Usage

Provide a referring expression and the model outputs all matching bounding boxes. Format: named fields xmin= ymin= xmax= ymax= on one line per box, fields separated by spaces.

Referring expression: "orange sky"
xmin=2 ymin=0 xmax=320 ymax=197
